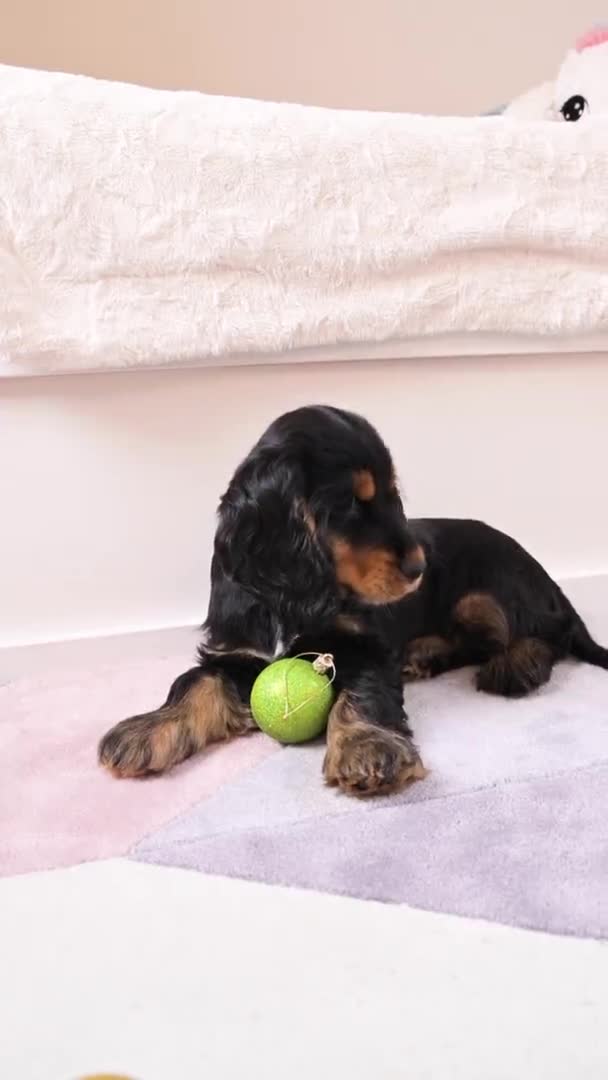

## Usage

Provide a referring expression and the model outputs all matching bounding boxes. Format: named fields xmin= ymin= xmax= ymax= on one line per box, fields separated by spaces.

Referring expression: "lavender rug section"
xmin=137 ymin=764 xmax=608 ymax=938
xmin=134 ymin=659 xmax=608 ymax=938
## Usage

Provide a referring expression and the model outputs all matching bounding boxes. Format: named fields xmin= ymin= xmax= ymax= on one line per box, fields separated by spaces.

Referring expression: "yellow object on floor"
xmin=79 ymin=1074 xmax=136 ymax=1079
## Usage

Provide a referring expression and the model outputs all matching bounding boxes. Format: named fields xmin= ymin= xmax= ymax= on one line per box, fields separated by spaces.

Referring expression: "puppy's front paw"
xmin=98 ymin=708 xmax=184 ymax=778
xmin=324 ymin=723 xmax=426 ymax=797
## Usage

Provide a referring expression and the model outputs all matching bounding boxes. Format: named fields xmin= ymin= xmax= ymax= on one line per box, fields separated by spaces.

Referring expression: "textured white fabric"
xmin=2 ymin=63 xmax=608 ymax=378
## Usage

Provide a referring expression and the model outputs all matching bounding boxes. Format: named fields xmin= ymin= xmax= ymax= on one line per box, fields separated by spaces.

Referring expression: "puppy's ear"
xmin=214 ymin=459 xmax=337 ymax=632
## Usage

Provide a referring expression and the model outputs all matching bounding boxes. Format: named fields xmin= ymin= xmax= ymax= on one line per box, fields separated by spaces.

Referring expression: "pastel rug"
xmin=3 ymin=645 xmax=607 ymax=938
xmin=0 ymin=655 xmax=278 ymax=876
xmin=133 ymin=660 xmax=608 ymax=939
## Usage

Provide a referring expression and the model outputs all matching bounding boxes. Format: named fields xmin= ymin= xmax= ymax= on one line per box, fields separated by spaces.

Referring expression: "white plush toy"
xmin=504 ymin=26 xmax=608 ymax=121
xmin=554 ymin=26 xmax=608 ymax=121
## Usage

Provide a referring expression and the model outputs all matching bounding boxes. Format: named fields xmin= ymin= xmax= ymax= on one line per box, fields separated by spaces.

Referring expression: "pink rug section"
xmin=0 ymin=656 xmax=278 ymax=876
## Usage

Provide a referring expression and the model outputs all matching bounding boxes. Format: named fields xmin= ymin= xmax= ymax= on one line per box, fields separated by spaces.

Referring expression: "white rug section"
xmin=3 ymin=63 xmax=608 ymax=377
xmin=2 ymin=859 xmax=607 ymax=1080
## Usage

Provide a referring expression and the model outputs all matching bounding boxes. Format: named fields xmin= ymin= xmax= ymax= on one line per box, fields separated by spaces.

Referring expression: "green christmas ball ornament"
xmin=250 ymin=654 xmax=336 ymax=744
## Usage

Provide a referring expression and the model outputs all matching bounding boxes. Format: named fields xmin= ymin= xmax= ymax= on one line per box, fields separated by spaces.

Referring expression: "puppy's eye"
xmin=560 ymin=95 xmax=588 ymax=122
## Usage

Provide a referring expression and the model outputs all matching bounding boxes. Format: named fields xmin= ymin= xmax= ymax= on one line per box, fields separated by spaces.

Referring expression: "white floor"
xmin=3 ymin=859 xmax=607 ymax=1080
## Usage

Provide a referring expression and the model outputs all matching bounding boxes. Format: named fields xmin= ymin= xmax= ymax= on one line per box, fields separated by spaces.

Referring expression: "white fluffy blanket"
xmin=2 ymin=63 xmax=608 ymax=377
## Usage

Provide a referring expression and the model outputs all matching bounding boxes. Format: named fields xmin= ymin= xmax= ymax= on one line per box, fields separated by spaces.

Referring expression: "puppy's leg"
xmin=402 ymin=593 xmax=510 ymax=685
xmin=98 ymin=652 xmax=266 ymax=778
xmin=323 ymin=689 xmax=427 ymax=797
xmin=452 ymin=592 xmax=510 ymax=656
xmin=451 ymin=592 xmax=556 ymax=697
xmin=402 ymin=635 xmax=463 ymax=681
xmin=476 ymin=638 xmax=555 ymax=697
xmin=292 ymin=632 xmax=426 ymax=798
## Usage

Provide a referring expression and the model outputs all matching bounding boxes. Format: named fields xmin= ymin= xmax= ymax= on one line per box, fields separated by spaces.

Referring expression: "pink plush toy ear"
xmin=575 ymin=26 xmax=608 ymax=52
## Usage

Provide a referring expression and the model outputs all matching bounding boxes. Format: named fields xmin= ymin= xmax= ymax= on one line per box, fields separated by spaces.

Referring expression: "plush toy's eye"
xmin=560 ymin=94 xmax=588 ymax=121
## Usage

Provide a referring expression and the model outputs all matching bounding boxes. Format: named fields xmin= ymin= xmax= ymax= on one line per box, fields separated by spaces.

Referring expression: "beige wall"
xmin=4 ymin=353 xmax=608 ymax=646
xmin=1 ymin=1 xmax=600 ymax=113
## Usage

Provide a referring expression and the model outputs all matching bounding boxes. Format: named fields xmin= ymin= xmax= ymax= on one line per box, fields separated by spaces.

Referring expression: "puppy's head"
xmin=214 ymin=405 xmax=424 ymax=628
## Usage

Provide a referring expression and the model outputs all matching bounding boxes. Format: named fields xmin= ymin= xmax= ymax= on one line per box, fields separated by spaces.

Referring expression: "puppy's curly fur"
xmin=99 ymin=405 xmax=608 ymax=795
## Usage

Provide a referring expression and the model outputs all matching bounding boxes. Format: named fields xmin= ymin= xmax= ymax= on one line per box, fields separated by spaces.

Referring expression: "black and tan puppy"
xmin=99 ymin=405 xmax=608 ymax=796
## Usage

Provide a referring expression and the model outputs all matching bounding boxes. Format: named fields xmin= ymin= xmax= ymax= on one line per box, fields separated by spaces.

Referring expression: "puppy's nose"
xmin=402 ymin=551 xmax=426 ymax=581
